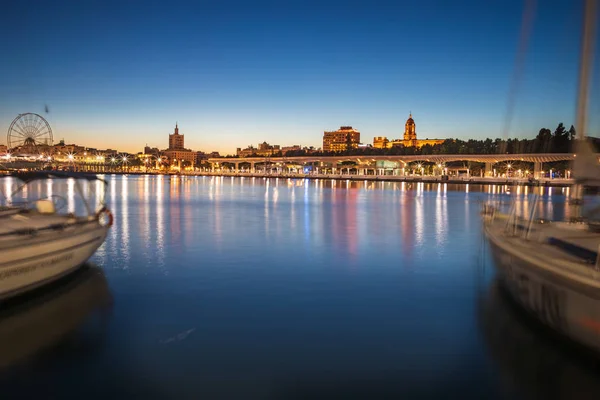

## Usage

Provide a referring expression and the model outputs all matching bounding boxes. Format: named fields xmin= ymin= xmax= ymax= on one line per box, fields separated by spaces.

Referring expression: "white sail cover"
xmin=572 ymin=138 xmax=600 ymax=186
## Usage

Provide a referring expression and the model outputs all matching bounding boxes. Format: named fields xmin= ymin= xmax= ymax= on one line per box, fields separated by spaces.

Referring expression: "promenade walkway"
xmin=182 ymin=170 xmax=573 ymax=187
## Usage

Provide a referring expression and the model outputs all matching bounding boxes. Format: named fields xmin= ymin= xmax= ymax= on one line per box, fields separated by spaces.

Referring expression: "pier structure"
xmin=2 ymin=153 xmax=596 ymax=185
xmin=206 ymin=153 xmax=588 ymax=180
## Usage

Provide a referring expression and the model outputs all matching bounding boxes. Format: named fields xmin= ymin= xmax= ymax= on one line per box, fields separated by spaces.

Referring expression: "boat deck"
xmin=486 ymin=213 xmax=600 ymax=268
xmin=532 ymin=224 xmax=600 ymax=262
xmin=0 ymin=212 xmax=84 ymax=237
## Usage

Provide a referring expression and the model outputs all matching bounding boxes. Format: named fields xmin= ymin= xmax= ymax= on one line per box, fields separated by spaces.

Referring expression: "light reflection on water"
xmin=1 ymin=175 xmax=599 ymax=399
xmin=156 ymin=175 xmax=165 ymax=270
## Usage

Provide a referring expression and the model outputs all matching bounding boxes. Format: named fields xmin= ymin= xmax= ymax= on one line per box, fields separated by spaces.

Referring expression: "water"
xmin=1 ymin=175 xmax=599 ymax=399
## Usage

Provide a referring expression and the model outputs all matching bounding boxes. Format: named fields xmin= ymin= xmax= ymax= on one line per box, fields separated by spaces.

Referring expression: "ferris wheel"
xmin=7 ymin=113 xmax=53 ymax=151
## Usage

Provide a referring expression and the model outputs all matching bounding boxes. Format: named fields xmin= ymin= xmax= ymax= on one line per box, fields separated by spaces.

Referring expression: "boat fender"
xmin=97 ymin=207 xmax=114 ymax=227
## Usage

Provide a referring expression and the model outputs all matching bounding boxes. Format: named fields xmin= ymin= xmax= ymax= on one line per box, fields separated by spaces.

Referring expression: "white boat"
xmin=0 ymin=171 xmax=113 ymax=300
xmin=483 ymin=207 xmax=600 ymax=351
xmin=483 ymin=0 xmax=600 ymax=353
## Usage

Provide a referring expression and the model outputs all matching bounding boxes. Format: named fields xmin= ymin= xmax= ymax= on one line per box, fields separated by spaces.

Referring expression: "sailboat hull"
xmin=487 ymin=232 xmax=600 ymax=354
xmin=0 ymin=223 xmax=109 ymax=300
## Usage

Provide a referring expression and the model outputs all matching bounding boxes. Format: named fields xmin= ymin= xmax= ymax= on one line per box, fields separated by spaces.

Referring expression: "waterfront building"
xmin=53 ymin=143 xmax=86 ymax=156
xmin=169 ymin=123 xmax=185 ymax=150
xmin=165 ymin=123 xmax=196 ymax=165
xmin=0 ymin=144 xmax=7 ymax=154
xmin=237 ymin=142 xmax=281 ymax=157
xmin=164 ymin=150 xmax=196 ymax=164
xmin=195 ymin=151 xmax=208 ymax=164
xmin=236 ymin=143 xmax=315 ymax=157
xmin=373 ymin=137 xmax=389 ymax=149
xmin=323 ymin=126 xmax=361 ymax=152
xmin=236 ymin=146 xmax=256 ymax=157
xmin=144 ymin=145 xmax=161 ymax=155
xmin=373 ymin=114 xmax=445 ymax=149
xmin=281 ymin=145 xmax=301 ymax=153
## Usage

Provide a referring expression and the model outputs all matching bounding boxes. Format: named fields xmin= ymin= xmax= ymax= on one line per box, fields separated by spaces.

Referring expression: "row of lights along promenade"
xmin=198 ymin=153 xmax=579 ymax=187
xmin=2 ymin=152 xmax=582 ymax=187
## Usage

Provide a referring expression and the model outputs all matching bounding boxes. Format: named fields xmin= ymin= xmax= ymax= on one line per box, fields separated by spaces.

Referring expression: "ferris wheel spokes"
xmin=7 ymin=113 xmax=53 ymax=153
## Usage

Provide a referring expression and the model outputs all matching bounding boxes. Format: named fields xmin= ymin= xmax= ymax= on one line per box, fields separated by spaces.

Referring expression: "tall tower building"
xmin=372 ymin=112 xmax=445 ymax=148
xmin=169 ymin=123 xmax=185 ymax=150
xmin=403 ymin=113 xmax=417 ymax=142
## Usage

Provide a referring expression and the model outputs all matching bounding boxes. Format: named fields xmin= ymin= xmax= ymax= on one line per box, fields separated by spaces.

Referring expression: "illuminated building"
xmin=165 ymin=123 xmax=195 ymax=165
xmin=372 ymin=114 xmax=445 ymax=149
xmin=373 ymin=137 xmax=389 ymax=149
xmin=236 ymin=144 xmax=315 ymax=157
xmin=323 ymin=126 xmax=360 ymax=152
xmin=168 ymin=123 xmax=185 ymax=150
xmin=163 ymin=150 xmax=196 ymax=164
xmin=237 ymin=142 xmax=281 ymax=157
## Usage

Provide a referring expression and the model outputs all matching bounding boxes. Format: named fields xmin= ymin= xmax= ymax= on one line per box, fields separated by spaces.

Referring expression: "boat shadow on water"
xmin=0 ymin=263 xmax=112 ymax=370
xmin=480 ymin=280 xmax=600 ymax=400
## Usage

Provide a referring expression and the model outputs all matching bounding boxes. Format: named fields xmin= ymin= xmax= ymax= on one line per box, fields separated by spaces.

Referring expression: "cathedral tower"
xmin=404 ymin=113 xmax=416 ymax=142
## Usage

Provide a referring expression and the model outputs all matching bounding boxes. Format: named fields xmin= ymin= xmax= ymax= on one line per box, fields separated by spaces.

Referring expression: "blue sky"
xmin=1 ymin=0 xmax=597 ymax=154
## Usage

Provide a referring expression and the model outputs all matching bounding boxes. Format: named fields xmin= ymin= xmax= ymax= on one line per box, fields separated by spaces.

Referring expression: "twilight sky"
xmin=1 ymin=0 xmax=598 ymax=154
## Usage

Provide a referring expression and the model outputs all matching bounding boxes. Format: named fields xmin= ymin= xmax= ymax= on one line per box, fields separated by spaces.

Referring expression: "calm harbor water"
xmin=1 ymin=175 xmax=600 ymax=399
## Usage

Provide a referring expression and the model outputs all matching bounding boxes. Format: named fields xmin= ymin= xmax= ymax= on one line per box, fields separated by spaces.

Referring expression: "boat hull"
xmin=487 ymin=235 xmax=600 ymax=353
xmin=0 ymin=223 xmax=108 ymax=300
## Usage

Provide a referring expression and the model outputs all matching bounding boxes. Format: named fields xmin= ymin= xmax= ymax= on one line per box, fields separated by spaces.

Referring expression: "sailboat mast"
xmin=575 ymin=0 xmax=597 ymax=143
xmin=571 ymin=0 xmax=597 ymax=206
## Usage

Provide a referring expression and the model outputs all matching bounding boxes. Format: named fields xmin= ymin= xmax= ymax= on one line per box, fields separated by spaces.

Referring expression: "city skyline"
xmin=2 ymin=0 xmax=599 ymax=155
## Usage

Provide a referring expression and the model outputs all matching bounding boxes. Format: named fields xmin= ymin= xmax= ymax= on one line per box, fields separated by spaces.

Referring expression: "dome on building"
xmin=406 ymin=113 xmax=415 ymax=125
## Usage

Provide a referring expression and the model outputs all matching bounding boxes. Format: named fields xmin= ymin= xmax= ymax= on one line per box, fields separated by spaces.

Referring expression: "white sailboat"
xmin=483 ymin=0 xmax=600 ymax=352
xmin=0 ymin=171 xmax=113 ymax=300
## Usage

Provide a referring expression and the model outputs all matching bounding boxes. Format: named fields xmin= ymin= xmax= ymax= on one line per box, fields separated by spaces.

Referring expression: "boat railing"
xmin=0 ymin=216 xmax=96 ymax=239
xmin=5 ymin=195 xmax=69 ymax=215
xmin=497 ymin=193 xmax=541 ymax=239
xmin=4 ymin=174 xmax=106 ymax=218
xmin=525 ymin=194 xmax=540 ymax=239
xmin=503 ymin=201 xmax=517 ymax=235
